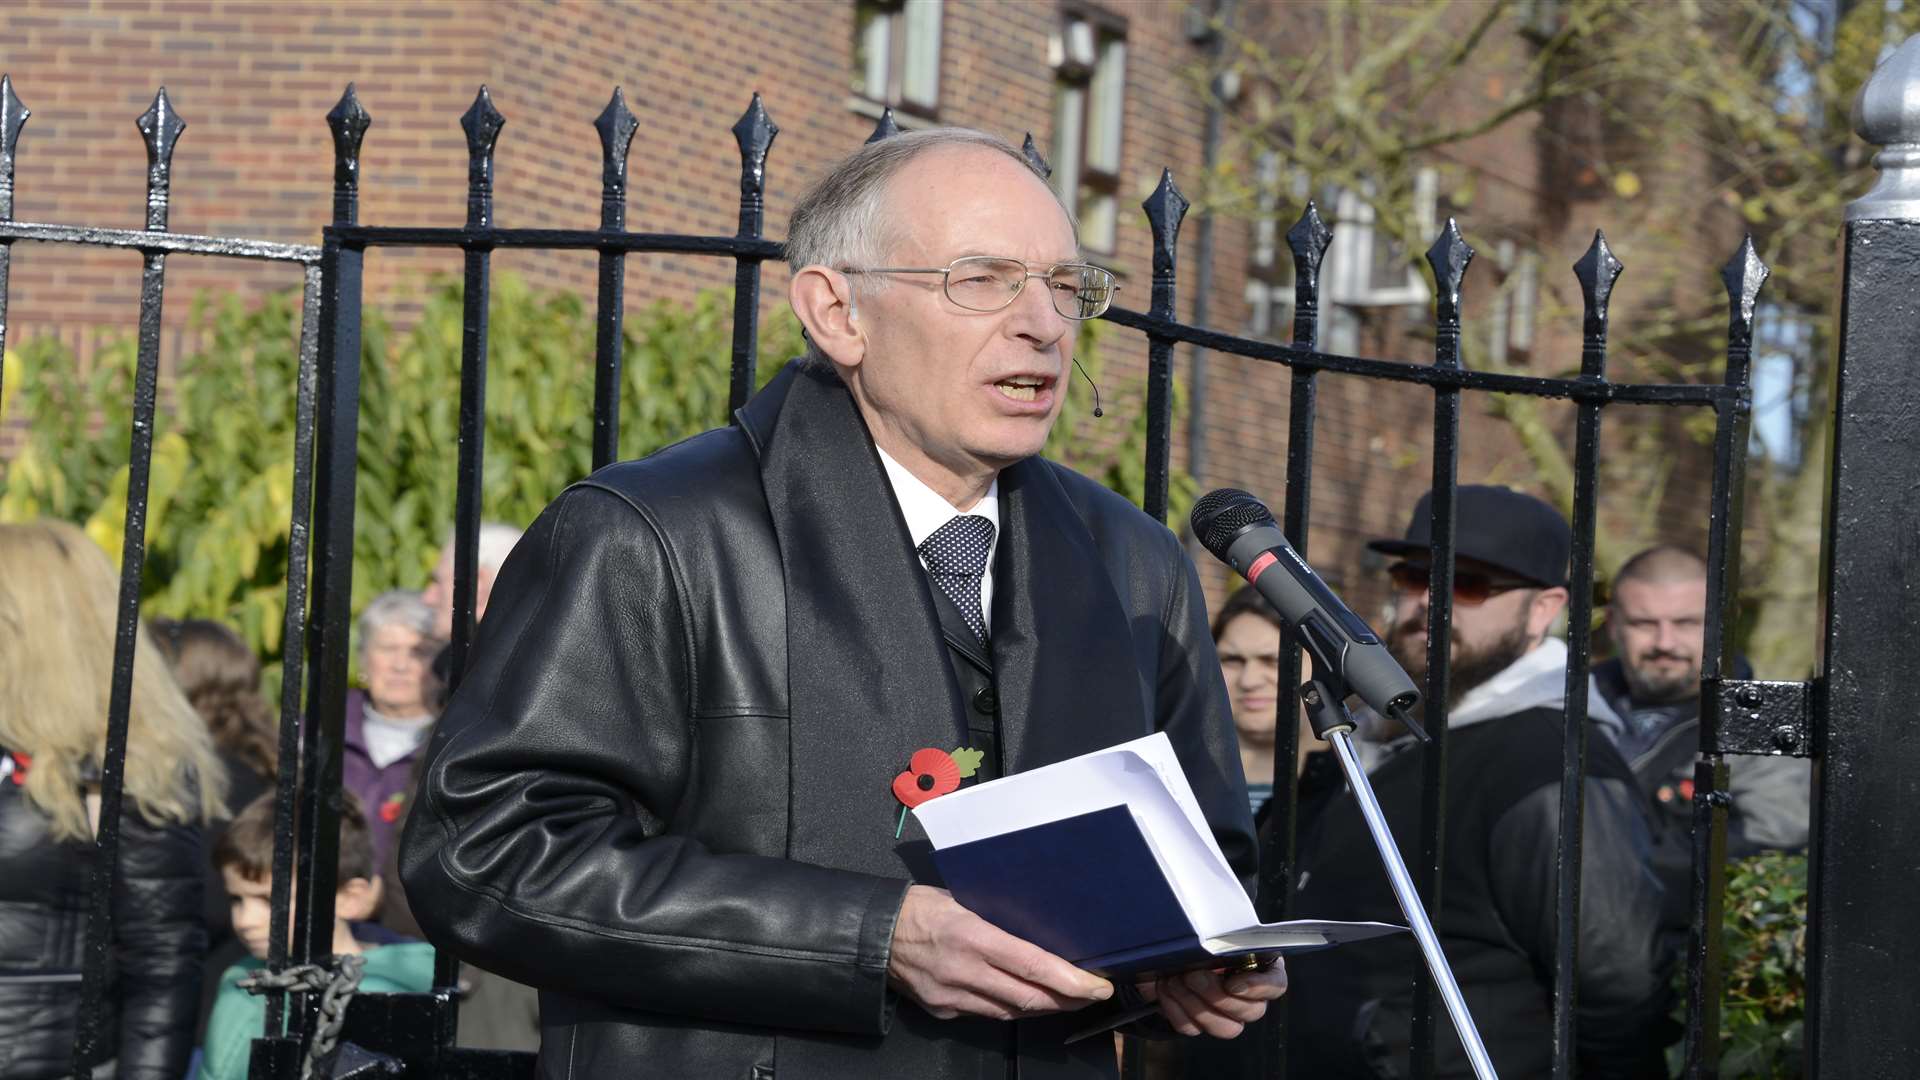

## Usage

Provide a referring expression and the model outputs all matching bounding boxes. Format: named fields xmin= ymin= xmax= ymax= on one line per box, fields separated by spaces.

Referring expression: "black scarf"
xmin=746 ymin=362 xmax=1146 ymax=879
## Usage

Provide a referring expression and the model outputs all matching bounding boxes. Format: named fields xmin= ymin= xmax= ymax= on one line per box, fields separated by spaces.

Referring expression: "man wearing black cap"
xmin=1284 ymin=485 xmax=1675 ymax=1079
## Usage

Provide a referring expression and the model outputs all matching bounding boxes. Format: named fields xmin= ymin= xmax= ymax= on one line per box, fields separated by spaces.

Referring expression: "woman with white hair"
xmin=0 ymin=520 xmax=226 ymax=1079
xmin=342 ymin=589 xmax=441 ymax=875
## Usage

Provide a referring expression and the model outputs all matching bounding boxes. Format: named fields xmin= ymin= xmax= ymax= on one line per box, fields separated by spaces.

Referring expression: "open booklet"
xmin=913 ymin=731 xmax=1403 ymax=978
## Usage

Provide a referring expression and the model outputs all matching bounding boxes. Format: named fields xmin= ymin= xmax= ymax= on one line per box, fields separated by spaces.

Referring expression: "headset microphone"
xmin=1072 ymin=358 xmax=1104 ymax=418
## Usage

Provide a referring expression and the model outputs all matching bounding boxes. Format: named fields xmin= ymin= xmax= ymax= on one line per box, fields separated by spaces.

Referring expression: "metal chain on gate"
xmin=237 ymin=953 xmax=367 ymax=1080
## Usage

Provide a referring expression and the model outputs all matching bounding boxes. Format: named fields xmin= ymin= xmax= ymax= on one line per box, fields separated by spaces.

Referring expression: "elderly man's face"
xmin=842 ymin=147 xmax=1078 ymax=499
xmin=422 ymin=545 xmax=457 ymax=641
xmin=1607 ymin=576 xmax=1707 ymax=704
xmin=421 ymin=542 xmax=499 ymax=641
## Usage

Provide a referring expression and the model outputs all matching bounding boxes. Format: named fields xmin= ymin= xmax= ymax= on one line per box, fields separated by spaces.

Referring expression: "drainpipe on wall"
xmin=1185 ymin=0 xmax=1237 ymax=561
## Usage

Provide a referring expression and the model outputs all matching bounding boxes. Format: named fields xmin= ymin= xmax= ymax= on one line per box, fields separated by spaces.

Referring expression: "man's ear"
xmin=1528 ymin=586 xmax=1571 ymax=642
xmin=790 ymin=266 xmax=864 ymax=368
xmin=336 ymin=875 xmax=385 ymax=922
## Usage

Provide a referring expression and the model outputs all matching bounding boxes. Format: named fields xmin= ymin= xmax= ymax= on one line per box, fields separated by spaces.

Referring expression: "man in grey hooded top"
xmin=1285 ymin=486 xmax=1675 ymax=1080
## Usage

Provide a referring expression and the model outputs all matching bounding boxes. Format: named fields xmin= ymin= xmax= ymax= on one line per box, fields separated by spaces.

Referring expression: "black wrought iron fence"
xmin=3 ymin=36 xmax=1918 ymax=1079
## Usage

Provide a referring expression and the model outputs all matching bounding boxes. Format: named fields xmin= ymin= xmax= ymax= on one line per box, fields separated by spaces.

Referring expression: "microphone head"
xmin=1190 ymin=488 xmax=1277 ymax=561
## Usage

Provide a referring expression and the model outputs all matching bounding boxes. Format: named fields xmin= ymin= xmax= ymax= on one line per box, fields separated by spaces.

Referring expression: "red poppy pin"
xmin=893 ymin=747 xmax=985 ymax=837
xmin=4 ymin=752 xmax=30 ymax=785
xmin=379 ymin=791 xmax=407 ymax=823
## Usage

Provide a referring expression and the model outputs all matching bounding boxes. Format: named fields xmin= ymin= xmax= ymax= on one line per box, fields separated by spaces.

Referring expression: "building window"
xmin=1520 ymin=0 xmax=1569 ymax=42
xmin=1245 ymin=152 xmax=1295 ymax=339
xmin=1324 ymin=168 xmax=1438 ymax=310
xmin=854 ymin=0 xmax=942 ymax=116
xmin=1485 ymin=239 xmax=1540 ymax=368
xmin=1051 ymin=12 xmax=1127 ymax=252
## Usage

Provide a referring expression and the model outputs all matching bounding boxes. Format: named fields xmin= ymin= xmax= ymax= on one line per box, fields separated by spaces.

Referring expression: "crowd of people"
xmin=1212 ymin=485 xmax=1810 ymax=1077
xmin=0 ymin=458 xmax=1810 ymax=1080
xmin=0 ymin=124 xmax=1810 ymax=1080
xmin=0 ymin=519 xmax=527 ymax=1079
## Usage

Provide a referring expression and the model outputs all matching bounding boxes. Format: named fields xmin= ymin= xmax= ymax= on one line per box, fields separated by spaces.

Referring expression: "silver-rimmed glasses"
xmin=839 ymin=256 xmax=1120 ymax=320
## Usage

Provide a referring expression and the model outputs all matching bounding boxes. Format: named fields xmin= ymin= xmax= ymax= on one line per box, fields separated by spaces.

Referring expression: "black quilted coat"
xmin=0 ymin=764 xmax=207 ymax=1078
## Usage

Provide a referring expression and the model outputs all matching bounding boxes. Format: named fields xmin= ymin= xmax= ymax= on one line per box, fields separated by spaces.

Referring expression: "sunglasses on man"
xmin=1387 ymin=562 xmax=1538 ymax=606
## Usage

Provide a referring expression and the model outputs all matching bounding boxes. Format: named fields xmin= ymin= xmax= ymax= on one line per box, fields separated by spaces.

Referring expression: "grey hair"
xmin=785 ymin=127 xmax=1073 ymax=367
xmin=442 ymin=522 xmax=525 ymax=574
xmin=356 ymin=589 xmax=435 ymax=654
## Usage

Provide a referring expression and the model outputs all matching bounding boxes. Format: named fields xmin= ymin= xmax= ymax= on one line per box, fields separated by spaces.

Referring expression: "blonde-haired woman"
xmin=0 ymin=520 xmax=226 ymax=1079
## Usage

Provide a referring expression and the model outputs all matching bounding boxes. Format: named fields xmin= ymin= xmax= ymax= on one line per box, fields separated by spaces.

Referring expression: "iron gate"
xmin=2 ymin=32 xmax=1919 ymax=1080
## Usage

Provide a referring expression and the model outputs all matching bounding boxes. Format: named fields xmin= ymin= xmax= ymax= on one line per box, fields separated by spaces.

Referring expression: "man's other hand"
xmin=888 ymin=885 xmax=1114 ymax=1020
xmin=1139 ymin=961 xmax=1288 ymax=1038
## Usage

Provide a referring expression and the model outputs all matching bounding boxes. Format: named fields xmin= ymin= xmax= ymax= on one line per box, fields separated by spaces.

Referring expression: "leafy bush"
xmin=1720 ymin=851 xmax=1807 ymax=1077
xmin=0 ymin=275 xmax=801 ymax=684
xmin=0 ymin=273 xmax=1181 ymax=684
xmin=1667 ymin=850 xmax=1807 ymax=1077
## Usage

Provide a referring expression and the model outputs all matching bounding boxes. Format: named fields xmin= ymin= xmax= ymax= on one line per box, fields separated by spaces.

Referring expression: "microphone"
xmin=1190 ymin=488 xmax=1424 ymax=735
xmin=1191 ymin=489 xmax=1498 ymax=1077
xmin=1071 ymin=357 xmax=1103 ymax=417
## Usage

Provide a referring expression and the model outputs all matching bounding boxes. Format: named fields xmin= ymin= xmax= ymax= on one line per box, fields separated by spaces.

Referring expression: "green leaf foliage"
xmin=1044 ymin=318 xmax=1197 ymax=528
xmin=0 ymin=274 xmax=804 ymax=686
xmin=0 ymin=273 xmax=1177 ymax=684
xmin=1667 ymin=850 xmax=1807 ymax=1077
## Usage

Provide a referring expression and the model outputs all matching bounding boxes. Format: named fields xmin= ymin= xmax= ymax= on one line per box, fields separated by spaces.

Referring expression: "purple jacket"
xmin=341 ymin=689 xmax=427 ymax=875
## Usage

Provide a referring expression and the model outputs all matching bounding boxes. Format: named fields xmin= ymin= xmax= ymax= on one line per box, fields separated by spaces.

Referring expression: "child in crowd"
xmin=198 ymin=792 xmax=435 ymax=1080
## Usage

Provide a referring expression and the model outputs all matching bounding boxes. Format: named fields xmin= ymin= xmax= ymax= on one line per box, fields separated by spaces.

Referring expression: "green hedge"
xmin=0 ymin=273 xmax=1180 ymax=687
xmin=1668 ymin=850 xmax=1807 ymax=1077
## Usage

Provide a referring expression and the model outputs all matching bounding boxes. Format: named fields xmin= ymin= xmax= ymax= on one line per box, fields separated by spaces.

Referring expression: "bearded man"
xmin=1283 ymin=486 xmax=1675 ymax=1079
xmin=1592 ymin=545 xmax=1810 ymax=948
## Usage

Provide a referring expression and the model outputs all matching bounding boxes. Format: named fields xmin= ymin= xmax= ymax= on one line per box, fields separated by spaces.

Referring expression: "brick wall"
xmin=0 ymin=0 xmax=1726 ymax=630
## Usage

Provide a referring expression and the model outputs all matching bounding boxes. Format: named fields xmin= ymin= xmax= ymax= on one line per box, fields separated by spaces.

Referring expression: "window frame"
xmin=853 ymin=0 xmax=944 ymax=119
xmin=1052 ymin=5 xmax=1129 ymax=254
xmin=1245 ymin=151 xmax=1299 ymax=340
xmin=1486 ymin=239 xmax=1541 ymax=368
xmin=1324 ymin=167 xmax=1439 ymax=309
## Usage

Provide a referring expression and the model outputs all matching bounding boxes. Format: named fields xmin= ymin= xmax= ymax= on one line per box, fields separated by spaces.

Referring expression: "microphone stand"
xmin=1300 ymin=671 xmax=1500 ymax=1080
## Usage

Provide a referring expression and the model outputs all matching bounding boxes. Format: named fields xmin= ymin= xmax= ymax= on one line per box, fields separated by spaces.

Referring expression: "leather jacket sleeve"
xmin=400 ymin=487 xmax=910 ymax=1036
xmin=113 ymin=810 xmax=208 ymax=1079
xmin=1153 ymin=554 xmax=1259 ymax=892
xmin=1113 ymin=550 xmax=1255 ymax=1041
xmin=1487 ymin=774 xmax=1675 ymax=1077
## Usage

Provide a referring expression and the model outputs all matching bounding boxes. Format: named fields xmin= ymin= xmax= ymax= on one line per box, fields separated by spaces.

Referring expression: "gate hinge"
xmin=1702 ymin=677 xmax=1818 ymax=758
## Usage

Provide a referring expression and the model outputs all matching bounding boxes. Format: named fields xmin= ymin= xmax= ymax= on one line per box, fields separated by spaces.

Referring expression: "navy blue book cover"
xmin=930 ymin=804 xmax=1218 ymax=977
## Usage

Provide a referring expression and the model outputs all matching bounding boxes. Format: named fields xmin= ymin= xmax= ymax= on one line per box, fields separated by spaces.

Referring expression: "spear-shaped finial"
xmin=136 ymin=87 xmax=186 ymax=231
xmin=866 ymin=106 xmax=900 ymax=144
xmin=1021 ymin=132 xmax=1052 ymax=179
xmin=325 ymin=83 xmax=371 ymax=225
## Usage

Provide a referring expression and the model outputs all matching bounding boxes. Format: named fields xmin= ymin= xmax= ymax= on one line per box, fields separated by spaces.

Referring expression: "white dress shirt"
xmin=875 ymin=445 xmax=1001 ymax=621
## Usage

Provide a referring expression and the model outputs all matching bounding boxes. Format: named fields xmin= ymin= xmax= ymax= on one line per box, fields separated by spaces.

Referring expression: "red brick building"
xmin=0 ymin=0 xmax=1724 ymax=623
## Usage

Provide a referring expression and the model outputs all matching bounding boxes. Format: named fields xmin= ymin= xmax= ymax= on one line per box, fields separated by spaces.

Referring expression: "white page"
xmin=1202 ymin=919 xmax=1405 ymax=954
xmin=1114 ymin=745 xmax=1260 ymax=937
xmin=914 ymin=733 xmax=1154 ymax=847
xmin=914 ymin=733 xmax=1258 ymax=938
xmin=1124 ymin=733 xmax=1246 ymax=902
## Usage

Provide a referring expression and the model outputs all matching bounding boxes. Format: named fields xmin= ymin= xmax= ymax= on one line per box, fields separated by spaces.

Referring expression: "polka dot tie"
xmin=918 ymin=515 xmax=996 ymax=644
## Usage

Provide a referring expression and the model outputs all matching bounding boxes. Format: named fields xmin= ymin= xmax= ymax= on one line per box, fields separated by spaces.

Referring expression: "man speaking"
xmin=399 ymin=129 xmax=1280 ymax=1078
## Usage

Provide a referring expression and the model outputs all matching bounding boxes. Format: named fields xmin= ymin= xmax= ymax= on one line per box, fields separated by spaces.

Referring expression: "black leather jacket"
xmin=0 ymin=764 xmax=208 ymax=1079
xmin=402 ymin=363 xmax=1255 ymax=1079
xmin=1286 ymin=707 xmax=1675 ymax=1078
